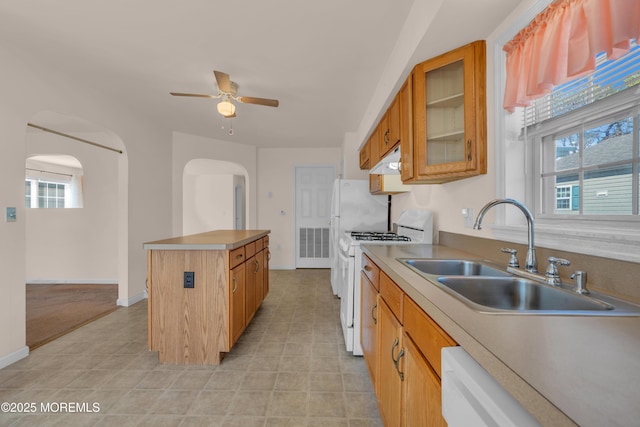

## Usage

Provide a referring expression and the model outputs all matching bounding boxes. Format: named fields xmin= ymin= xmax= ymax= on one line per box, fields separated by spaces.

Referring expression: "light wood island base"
xmin=144 ymin=230 xmax=270 ymax=365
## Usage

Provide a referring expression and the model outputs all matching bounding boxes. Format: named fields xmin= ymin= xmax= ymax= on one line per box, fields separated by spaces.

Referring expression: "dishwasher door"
xmin=441 ymin=347 xmax=541 ymax=427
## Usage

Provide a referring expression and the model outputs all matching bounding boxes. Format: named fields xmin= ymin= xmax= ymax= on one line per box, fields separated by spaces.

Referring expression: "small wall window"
xmin=25 ymin=155 xmax=84 ymax=209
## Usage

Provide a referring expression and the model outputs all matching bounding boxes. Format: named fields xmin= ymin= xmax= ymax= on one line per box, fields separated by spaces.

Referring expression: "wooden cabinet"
xmin=402 ymin=297 xmax=456 ymax=426
xmin=262 ymin=236 xmax=270 ymax=297
xmin=359 ymin=138 xmax=371 ymax=169
xmin=360 ymin=126 xmax=381 ymax=170
xmin=411 ymin=40 xmax=486 ymax=183
xmin=230 ymin=262 xmax=246 ymax=346
xmin=361 ymin=271 xmax=379 ymax=387
xmin=377 ymin=295 xmax=404 ymax=427
xmin=379 ymin=96 xmax=401 ymax=159
xmin=402 ymin=334 xmax=446 ymax=427
xmin=145 ymin=230 xmax=270 ymax=365
xmin=361 ymin=254 xmax=380 ymax=386
xmin=399 ymin=74 xmax=414 ymax=182
xmin=245 ymin=241 xmax=257 ymax=323
xmin=360 ymin=255 xmax=457 ymax=426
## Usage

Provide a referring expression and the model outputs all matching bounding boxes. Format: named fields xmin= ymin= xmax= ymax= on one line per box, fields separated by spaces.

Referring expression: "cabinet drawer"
xmin=404 ymin=296 xmax=456 ymax=378
xmin=379 ymin=271 xmax=403 ymax=321
xmin=245 ymin=241 xmax=256 ymax=258
xmin=255 ymin=237 xmax=264 ymax=252
xmin=229 ymin=247 xmax=246 ymax=269
xmin=361 ymin=254 xmax=380 ymax=291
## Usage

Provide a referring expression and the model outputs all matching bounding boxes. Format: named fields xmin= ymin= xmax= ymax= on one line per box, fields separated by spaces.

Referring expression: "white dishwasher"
xmin=441 ymin=347 xmax=541 ymax=427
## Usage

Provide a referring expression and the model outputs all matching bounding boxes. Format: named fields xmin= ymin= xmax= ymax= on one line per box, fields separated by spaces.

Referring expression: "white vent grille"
xmin=299 ymin=227 xmax=330 ymax=259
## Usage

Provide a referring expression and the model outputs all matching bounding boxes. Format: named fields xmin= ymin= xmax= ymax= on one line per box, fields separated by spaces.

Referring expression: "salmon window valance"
xmin=503 ymin=0 xmax=640 ymax=112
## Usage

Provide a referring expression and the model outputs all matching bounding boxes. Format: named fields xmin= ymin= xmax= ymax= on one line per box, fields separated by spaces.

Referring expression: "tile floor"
xmin=0 ymin=269 xmax=382 ymax=427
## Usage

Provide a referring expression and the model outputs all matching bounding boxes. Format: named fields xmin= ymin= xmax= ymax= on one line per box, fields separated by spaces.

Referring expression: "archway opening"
xmin=183 ymin=159 xmax=249 ymax=234
xmin=24 ymin=111 xmax=127 ymax=348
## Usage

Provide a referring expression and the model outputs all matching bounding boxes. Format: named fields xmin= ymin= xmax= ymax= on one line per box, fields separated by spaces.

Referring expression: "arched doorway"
xmin=24 ymin=111 xmax=128 ymax=348
xmin=183 ymin=159 xmax=249 ymax=234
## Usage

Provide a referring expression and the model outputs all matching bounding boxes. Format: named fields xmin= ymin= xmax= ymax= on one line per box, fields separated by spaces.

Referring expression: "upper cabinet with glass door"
xmin=410 ymin=40 xmax=487 ymax=183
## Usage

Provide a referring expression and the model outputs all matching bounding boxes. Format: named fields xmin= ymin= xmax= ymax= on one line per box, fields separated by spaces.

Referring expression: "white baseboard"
xmin=0 ymin=346 xmax=29 ymax=369
xmin=26 ymin=279 xmax=118 ymax=285
xmin=269 ymin=265 xmax=296 ymax=270
xmin=117 ymin=291 xmax=147 ymax=307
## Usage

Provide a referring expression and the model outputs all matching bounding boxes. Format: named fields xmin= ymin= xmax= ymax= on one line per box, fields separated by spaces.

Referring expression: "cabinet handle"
xmin=467 ymin=139 xmax=472 ymax=161
xmin=232 ymin=276 xmax=237 ymax=293
xmin=268 ymin=250 xmax=271 ymax=261
xmin=254 ymin=259 xmax=259 ymax=273
xmin=391 ymin=337 xmax=405 ymax=381
xmin=236 ymin=254 xmax=244 ymax=260
xmin=372 ymin=303 xmax=377 ymax=325
xmin=363 ymin=265 xmax=372 ymax=272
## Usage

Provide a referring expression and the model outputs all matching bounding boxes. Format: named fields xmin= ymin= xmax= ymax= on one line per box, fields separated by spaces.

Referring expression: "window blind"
xmin=524 ymin=42 xmax=640 ymax=127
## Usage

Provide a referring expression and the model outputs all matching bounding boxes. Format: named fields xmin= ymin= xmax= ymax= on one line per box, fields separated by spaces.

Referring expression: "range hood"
xmin=370 ymin=145 xmax=401 ymax=175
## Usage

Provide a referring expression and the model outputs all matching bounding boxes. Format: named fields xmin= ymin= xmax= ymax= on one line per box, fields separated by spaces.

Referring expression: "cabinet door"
xmin=400 ymin=74 xmax=414 ymax=182
xmin=263 ymin=246 xmax=270 ymax=298
xmin=230 ymin=262 xmax=246 ymax=346
xmin=377 ymin=297 xmax=404 ymax=427
xmin=245 ymin=255 xmax=257 ymax=323
xmin=361 ymin=272 xmax=378 ymax=390
xmin=413 ymin=40 xmax=486 ymax=182
xmin=387 ymin=95 xmax=401 ymax=151
xmin=255 ymin=250 xmax=264 ymax=308
xmin=402 ymin=334 xmax=447 ymax=427
xmin=369 ymin=174 xmax=382 ymax=194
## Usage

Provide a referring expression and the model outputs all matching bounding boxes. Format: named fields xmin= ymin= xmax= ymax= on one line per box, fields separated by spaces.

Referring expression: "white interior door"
xmin=295 ymin=166 xmax=335 ymax=268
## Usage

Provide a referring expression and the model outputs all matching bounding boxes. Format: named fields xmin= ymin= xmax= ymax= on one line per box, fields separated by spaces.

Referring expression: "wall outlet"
xmin=5 ymin=207 xmax=16 ymax=222
xmin=184 ymin=271 xmax=195 ymax=288
xmin=462 ymin=208 xmax=475 ymax=228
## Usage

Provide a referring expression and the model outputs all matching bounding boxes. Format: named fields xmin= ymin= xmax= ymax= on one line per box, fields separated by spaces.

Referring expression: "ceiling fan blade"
xmin=237 ymin=96 xmax=279 ymax=107
xmin=214 ymin=70 xmax=232 ymax=93
xmin=170 ymin=92 xmax=219 ymax=98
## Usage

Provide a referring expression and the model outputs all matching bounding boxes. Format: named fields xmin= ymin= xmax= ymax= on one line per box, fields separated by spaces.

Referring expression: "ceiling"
xmin=0 ymin=0 xmax=523 ymax=149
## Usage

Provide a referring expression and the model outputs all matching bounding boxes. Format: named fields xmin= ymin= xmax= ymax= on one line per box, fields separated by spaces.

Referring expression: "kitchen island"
xmin=362 ymin=243 xmax=640 ymax=427
xmin=144 ymin=229 xmax=270 ymax=365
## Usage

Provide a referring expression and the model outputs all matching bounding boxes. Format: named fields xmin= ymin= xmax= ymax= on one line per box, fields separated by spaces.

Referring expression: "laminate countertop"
xmin=361 ymin=243 xmax=640 ymax=427
xmin=143 ymin=229 xmax=270 ymax=250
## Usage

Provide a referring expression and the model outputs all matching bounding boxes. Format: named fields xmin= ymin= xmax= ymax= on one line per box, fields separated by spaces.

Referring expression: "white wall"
xmin=172 ymin=132 xmax=257 ymax=236
xmin=0 ymin=42 xmax=172 ymax=367
xmin=257 ymin=147 xmax=342 ymax=269
xmin=183 ymin=174 xmax=235 ymax=234
xmin=25 ymin=130 xmax=119 ymax=283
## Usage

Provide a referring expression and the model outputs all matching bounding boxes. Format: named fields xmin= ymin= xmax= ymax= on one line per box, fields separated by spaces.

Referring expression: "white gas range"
xmin=337 ymin=210 xmax=433 ymax=355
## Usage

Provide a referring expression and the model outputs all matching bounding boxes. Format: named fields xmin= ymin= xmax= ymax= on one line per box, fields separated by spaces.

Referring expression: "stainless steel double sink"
xmin=398 ymin=258 xmax=640 ymax=315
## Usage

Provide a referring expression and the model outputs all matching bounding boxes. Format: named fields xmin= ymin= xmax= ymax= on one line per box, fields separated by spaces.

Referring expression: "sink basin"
xmin=399 ymin=258 xmax=511 ymax=277
xmin=437 ymin=276 xmax=614 ymax=312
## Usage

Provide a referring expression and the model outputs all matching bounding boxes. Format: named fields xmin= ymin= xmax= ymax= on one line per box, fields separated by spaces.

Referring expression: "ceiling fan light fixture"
xmin=217 ymin=100 xmax=236 ymax=117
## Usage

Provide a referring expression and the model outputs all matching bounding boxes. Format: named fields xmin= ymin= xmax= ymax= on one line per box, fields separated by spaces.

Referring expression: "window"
xmin=494 ymin=1 xmax=640 ymax=262
xmin=555 ymin=185 xmax=573 ymax=211
xmin=526 ymin=46 xmax=640 ymax=219
xmin=25 ymin=155 xmax=84 ymax=209
xmin=538 ymin=111 xmax=638 ymax=217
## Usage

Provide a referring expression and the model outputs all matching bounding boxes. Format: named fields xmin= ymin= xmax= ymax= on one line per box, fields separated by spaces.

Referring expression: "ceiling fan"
xmin=170 ymin=70 xmax=279 ymax=118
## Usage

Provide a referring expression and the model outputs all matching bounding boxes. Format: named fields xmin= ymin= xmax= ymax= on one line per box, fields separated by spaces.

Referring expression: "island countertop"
xmin=143 ymin=229 xmax=270 ymax=250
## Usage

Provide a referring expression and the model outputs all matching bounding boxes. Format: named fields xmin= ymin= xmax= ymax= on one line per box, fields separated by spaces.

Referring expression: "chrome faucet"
xmin=473 ymin=198 xmax=538 ymax=273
